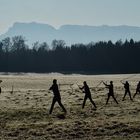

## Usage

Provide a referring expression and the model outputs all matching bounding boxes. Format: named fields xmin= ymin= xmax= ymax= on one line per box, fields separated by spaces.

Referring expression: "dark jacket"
xmin=81 ymin=84 xmax=91 ymax=96
xmin=49 ymin=83 xmax=61 ymax=98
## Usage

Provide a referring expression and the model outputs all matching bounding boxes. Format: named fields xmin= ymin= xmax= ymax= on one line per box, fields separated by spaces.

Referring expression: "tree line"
xmin=0 ymin=36 xmax=140 ymax=74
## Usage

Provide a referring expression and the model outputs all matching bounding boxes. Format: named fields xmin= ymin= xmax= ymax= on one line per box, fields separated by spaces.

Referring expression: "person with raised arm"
xmin=103 ymin=81 xmax=119 ymax=105
xmin=121 ymin=81 xmax=133 ymax=101
xmin=133 ymin=81 xmax=140 ymax=98
xmin=79 ymin=81 xmax=97 ymax=109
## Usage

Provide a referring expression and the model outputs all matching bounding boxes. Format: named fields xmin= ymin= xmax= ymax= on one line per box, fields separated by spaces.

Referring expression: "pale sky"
xmin=0 ymin=0 xmax=140 ymax=34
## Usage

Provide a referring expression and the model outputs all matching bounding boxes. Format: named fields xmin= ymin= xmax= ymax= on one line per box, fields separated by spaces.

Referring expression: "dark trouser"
xmin=82 ymin=95 xmax=96 ymax=109
xmin=106 ymin=93 xmax=119 ymax=105
xmin=133 ymin=90 xmax=140 ymax=98
xmin=122 ymin=90 xmax=133 ymax=100
xmin=49 ymin=96 xmax=67 ymax=114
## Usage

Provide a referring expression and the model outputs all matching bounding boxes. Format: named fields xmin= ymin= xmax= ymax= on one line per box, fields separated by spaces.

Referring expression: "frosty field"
xmin=0 ymin=73 xmax=140 ymax=140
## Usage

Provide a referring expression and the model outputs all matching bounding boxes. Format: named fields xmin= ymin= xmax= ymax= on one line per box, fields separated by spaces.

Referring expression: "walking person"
xmin=121 ymin=81 xmax=133 ymax=101
xmin=49 ymin=79 xmax=67 ymax=114
xmin=79 ymin=81 xmax=97 ymax=109
xmin=103 ymin=81 xmax=119 ymax=105
xmin=133 ymin=81 xmax=140 ymax=98
xmin=0 ymin=80 xmax=2 ymax=93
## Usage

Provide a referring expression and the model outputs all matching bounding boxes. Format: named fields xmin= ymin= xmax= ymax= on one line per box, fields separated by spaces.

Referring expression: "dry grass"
xmin=0 ymin=73 xmax=140 ymax=140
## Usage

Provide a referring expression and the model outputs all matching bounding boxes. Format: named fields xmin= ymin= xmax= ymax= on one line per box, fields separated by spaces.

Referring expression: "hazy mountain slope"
xmin=0 ymin=22 xmax=140 ymax=46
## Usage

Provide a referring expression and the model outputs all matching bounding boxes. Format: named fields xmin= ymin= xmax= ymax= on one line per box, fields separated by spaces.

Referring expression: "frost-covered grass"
xmin=0 ymin=73 xmax=140 ymax=139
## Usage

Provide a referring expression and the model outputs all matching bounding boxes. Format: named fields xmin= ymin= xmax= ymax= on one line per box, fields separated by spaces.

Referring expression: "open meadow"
xmin=0 ymin=73 xmax=140 ymax=140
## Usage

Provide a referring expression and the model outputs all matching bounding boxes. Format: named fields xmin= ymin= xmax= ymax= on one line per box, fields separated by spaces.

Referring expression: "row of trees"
xmin=0 ymin=36 xmax=140 ymax=74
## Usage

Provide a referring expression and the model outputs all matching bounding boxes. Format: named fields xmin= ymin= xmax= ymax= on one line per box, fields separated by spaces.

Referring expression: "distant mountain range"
xmin=0 ymin=22 xmax=140 ymax=47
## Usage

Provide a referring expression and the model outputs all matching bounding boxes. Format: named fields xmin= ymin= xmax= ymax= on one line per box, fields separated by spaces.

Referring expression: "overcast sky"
xmin=0 ymin=0 xmax=140 ymax=34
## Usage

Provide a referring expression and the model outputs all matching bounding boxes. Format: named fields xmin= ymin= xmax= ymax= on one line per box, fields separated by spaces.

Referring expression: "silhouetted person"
xmin=79 ymin=81 xmax=97 ymax=109
xmin=121 ymin=81 xmax=133 ymax=101
xmin=49 ymin=79 xmax=67 ymax=114
xmin=103 ymin=81 xmax=118 ymax=105
xmin=133 ymin=81 xmax=140 ymax=98
xmin=0 ymin=80 xmax=2 ymax=93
